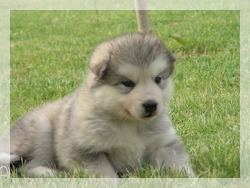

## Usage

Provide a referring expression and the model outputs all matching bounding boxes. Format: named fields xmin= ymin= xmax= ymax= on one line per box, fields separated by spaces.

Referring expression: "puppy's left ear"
xmin=166 ymin=52 xmax=176 ymax=76
xmin=88 ymin=42 xmax=111 ymax=79
xmin=168 ymin=52 xmax=176 ymax=64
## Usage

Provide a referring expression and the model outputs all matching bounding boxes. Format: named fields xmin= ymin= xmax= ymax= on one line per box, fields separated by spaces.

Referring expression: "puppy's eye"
xmin=154 ymin=76 xmax=162 ymax=84
xmin=121 ymin=80 xmax=135 ymax=88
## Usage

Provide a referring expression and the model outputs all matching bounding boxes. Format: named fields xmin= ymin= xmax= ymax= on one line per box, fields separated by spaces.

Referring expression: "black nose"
xmin=143 ymin=100 xmax=158 ymax=113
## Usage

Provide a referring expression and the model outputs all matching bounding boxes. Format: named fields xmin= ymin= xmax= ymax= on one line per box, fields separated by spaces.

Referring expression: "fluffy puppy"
xmin=0 ymin=33 xmax=194 ymax=178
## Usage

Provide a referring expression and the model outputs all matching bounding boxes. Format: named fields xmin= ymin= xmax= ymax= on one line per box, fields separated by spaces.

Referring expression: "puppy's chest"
xmin=101 ymin=125 xmax=146 ymax=153
xmin=79 ymin=119 xmax=162 ymax=172
xmin=105 ymin=128 xmax=146 ymax=173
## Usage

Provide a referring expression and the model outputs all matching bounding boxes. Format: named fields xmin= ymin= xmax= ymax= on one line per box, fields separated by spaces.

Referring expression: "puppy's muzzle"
xmin=143 ymin=100 xmax=158 ymax=117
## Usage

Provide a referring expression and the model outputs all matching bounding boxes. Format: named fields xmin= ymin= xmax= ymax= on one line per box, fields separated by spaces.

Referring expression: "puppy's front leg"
xmin=79 ymin=152 xmax=118 ymax=178
xmin=149 ymin=137 xmax=195 ymax=178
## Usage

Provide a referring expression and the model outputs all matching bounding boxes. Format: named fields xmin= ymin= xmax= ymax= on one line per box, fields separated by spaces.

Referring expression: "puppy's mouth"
xmin=124 ymin=109 xmax=134 ymax=119
xmin=143 ymin=112 xmax=157 ymax=118
xmin=124 ymin=110 xmax=157 ymax=120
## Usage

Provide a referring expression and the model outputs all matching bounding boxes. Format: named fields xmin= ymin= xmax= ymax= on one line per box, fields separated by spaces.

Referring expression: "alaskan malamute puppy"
xmin=0 ymin=33 xmax=194 ymax=178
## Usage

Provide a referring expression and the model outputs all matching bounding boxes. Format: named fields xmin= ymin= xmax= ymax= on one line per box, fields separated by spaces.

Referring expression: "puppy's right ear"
xmin=88 ymin=42 xmax=111 ymax=79
xmin=89 ymin=58 xmax=109 ymax=79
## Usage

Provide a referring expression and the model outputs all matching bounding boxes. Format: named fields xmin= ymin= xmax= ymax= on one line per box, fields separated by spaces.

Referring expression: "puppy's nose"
xmin=143 ymin=100 xmax=158 ymax=113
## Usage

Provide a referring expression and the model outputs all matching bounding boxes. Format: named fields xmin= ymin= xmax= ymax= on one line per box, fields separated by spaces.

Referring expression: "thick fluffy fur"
xmin=0 ymin=33 xmax=194 ymax=177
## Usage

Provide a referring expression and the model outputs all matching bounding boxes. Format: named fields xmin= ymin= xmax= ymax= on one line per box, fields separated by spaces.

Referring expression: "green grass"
xmin=10 ymin=10 xmax=240 ymax=178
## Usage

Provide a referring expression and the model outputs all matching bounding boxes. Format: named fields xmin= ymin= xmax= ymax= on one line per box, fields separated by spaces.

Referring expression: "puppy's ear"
xmin=89 ymin=59 xmax=109 ymax=78
xmin=166 ymin=51 xmax=176 ymax=76
xmin=88 ymin=42 xmax=111 ymax=79
xmin=168 ymin=52 xmax=176 ymax=64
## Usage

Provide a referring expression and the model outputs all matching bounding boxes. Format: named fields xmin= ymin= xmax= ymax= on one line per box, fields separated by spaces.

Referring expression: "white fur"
xmin=0 ymin=153 xmax=11 ymax=164
xmin=2 ymin=33 xmax=194 ymax=178
xmin=93 ymin=57 xmax=170 ymax=121
xmin=0 ymin=153 xmax=19 ymax=164
xmin=117 ymin=55 xmax=168 ymax=81
xmin=26 ymin=166 xmax=57 ymax=177
xmin=0 ymin=152 xmax=19 ymax=177
xmin=149 ymin=55 xmax=169 ymax=76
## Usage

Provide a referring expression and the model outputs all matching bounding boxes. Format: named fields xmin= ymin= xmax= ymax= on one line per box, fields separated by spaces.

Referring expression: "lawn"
xmin=10 ymin=10 xmax=240 ymax=178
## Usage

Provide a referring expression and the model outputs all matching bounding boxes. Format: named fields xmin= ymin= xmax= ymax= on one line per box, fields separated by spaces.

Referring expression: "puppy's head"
xmin=88 ymin=33 xmax=176 ymax=121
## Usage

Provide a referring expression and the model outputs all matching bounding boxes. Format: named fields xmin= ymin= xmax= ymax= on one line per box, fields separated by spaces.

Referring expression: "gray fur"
xmin=0 ymin=33 xmax=194 ymax=178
